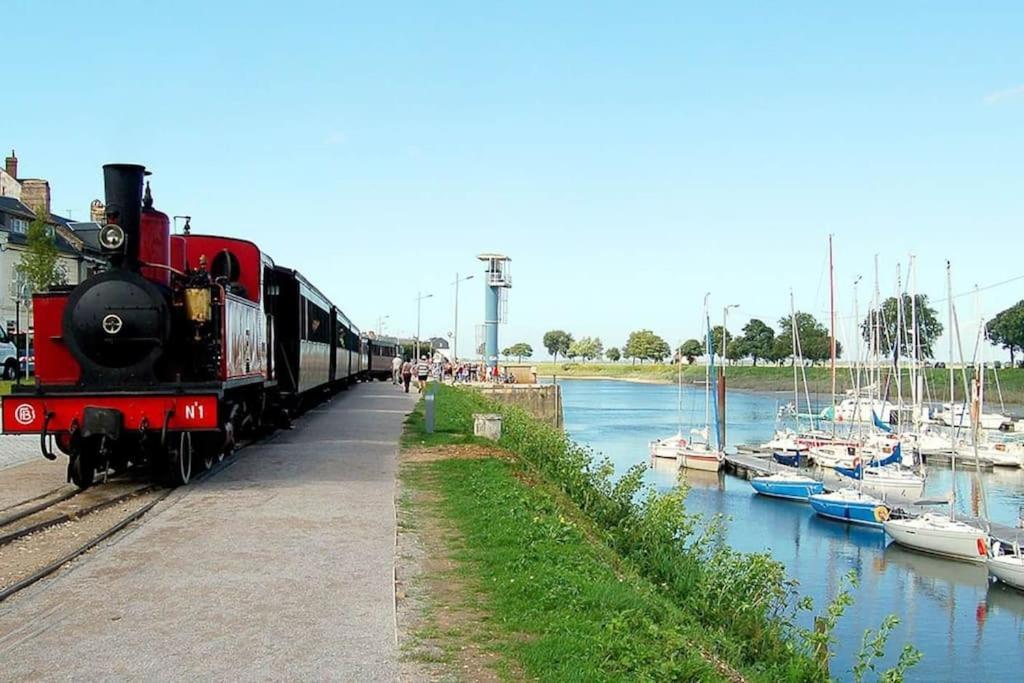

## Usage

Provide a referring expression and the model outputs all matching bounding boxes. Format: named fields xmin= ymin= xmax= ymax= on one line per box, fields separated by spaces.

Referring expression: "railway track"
xmin=0 ymin=439 xmax=257 ymax=603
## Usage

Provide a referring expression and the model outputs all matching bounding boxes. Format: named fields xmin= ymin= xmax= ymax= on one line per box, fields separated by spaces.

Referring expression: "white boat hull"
xmin=988 ymin=554 xmax=1024 ymax=591
xmin=883 ymin=514 xmax=989 ymax=563
xmin=678 ymin=449 xmax=724 ymax=472
xmin=649 ymin=434 xmax=686 ymax=460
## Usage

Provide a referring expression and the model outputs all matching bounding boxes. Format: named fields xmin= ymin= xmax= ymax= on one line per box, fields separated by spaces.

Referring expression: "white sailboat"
xmin=677 ymin=301 xmax=724 ymax=472
xmin=884 ymin=263 xmax=990 ymax=562
xmin=988 ymin=543 xmax=1024 ymax=591
xmin=649 ymin=334 xmax=689 ymax=460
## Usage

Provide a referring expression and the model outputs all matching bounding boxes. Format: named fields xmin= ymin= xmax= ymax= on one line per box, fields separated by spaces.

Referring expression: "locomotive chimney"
xmin=102 ymin=163 xmax=146 ymax=269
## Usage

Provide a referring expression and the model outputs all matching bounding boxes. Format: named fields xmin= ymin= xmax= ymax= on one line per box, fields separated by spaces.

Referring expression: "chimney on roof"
xmin=21 ymin=179 xmax=51 ymax=217
xmin=4 ymin=150 xmax=16 ymax=179
xmin=90 ymin=199 xmax=105 ymax=223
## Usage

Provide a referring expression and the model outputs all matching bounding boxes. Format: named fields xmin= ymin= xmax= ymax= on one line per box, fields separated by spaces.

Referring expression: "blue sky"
xmin=5 ymin=1 xmax=1023 ymax=362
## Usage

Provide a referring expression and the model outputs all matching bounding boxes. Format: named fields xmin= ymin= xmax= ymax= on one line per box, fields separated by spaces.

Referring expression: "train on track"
xmin=1 ymin=163 xmax=398 ymax=488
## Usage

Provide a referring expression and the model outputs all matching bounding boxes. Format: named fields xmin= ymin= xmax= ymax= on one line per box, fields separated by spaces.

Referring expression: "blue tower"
xmin=477 ymin=254 xmax=511 ymax=370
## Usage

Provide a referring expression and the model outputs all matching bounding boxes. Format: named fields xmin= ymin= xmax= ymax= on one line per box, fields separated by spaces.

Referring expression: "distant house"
xmin=0 ymin=150 xmax=104 ymax=333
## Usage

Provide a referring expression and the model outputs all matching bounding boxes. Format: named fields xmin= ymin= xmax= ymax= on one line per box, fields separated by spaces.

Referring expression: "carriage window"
xmin=300 ymin=296 xmax=307 ymax=340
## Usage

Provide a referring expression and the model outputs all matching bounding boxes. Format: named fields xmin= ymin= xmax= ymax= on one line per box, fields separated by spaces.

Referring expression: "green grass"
xmin=405 ymin=459 xmax=723 ymax=681
xmin=403 ymin=384 xmax=921 ymax=682
xmin=0 ymin=380 xmax=12 ymax=396
xmin=534 ymin=362 xmax=1024 ymax=404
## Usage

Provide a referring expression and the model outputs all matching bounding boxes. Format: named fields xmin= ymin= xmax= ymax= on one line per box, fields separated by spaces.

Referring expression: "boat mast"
xmin=852 ymin=276 xmax=863 ymax=434
xmin=703 ymin=292 xmax=711 ymax=441
xmin=946 ymin=261 xmax=957 ymax=522
xmin=790 ymin=290 xmax=800 ymax=431
xmin=895 ymin=264 xmax=905 ymax=428
xmin=909 ymin=254 xmax=920 ymax=431
xmin=973 ymin=291 xmax=990 ymax=530
xmin=829 ymin=235 xmax=837 ymax=439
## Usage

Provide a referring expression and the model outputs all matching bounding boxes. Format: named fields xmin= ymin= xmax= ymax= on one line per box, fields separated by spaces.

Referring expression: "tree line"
xmin=542 ymin=294 xmax=956 ymax=366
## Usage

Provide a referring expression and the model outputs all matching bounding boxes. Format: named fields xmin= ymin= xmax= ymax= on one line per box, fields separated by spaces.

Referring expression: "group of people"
xmin=390 ymin=355 xmax=518 ymax=393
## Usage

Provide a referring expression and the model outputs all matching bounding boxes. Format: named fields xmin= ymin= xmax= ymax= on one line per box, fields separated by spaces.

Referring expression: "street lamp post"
xmin=721 ymin=304 xmax=740 ymax=360
xmin=451 ymin=273 xmax=474 ymax=361
xmin=377 ymin=314 xmax=390 ymax=336
xmin=718 ymin=304 xmax=739 ymax=447
xmin=415 ymin=292 xmax=433 ymax=360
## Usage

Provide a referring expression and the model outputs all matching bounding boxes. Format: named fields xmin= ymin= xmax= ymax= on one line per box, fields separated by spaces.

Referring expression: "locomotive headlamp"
xmin=99 ymin=223 xmax=126 ymax=251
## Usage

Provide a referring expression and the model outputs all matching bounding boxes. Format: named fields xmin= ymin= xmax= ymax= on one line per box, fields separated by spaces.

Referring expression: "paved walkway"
xmin=0 ymin=382 xmax=416 ymax=681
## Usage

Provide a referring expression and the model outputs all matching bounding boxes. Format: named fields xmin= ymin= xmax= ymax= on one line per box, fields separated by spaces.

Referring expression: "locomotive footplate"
xmin=1 ymin=394 xmax=220 ymax=434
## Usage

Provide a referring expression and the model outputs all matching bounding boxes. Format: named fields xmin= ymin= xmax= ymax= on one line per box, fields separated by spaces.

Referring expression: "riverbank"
xmin=535 ymin=362 xmax=1024 ymax=405
xmin=398 ymin=384 xmax=920 ymax=681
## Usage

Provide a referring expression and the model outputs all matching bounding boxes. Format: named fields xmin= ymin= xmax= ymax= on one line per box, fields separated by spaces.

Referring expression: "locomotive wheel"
xmin=69 ymin=454 xmax=95 ymax=489
xmin=167 ymin=432 xmax=193 ymax=487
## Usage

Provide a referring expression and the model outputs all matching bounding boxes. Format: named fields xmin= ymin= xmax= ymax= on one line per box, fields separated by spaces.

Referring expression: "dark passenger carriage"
xmin=366 ymin=336 xmax=399 ymax=380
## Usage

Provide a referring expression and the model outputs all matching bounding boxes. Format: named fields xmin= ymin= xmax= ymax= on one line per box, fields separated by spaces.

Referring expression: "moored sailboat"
xmin=750 ymin=472 xmax=824 ymax=501
xmin=883 ymin=263 xmax=991 ymax=562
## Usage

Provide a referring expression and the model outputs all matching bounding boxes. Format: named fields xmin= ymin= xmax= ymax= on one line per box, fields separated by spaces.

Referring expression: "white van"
xmin=0 ymin=328 xmax=19 ymax=379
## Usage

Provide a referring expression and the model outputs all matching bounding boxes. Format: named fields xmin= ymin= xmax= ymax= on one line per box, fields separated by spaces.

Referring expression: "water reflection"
xmin=558 ymin=379 xmax=1024 ymax=678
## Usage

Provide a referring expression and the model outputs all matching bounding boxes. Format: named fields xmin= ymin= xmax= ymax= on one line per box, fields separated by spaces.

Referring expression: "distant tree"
xmin=861 ymin=295 xmax=943 ymax=359
xmin=988 ymin=302 xmax=1024 ymax=366
xmin=17 ymin=208 xmax=65 ymax=294
xmin=725 ymin=339 xmax=746 ymax=364
xmin=569 ymin=336 xmax=604 ymax=362
xmin=624 ymin=329 xmax=670 ymax=363
xmin=768 ymin=335 xmax=791 ymax=366
xmin=605 ymin=346 xmax=621 ymax=362
xmin=678 ymin=339 xmax=703 ymax=365
xmin=703 ymin=326 xmax=733 ymax=359
xmin=501 ymin=346 xmax=512 ymax=360
xmin=777 ymin=311 xmax=841 ymax=365
xmin=506 ymin=342 xmax=533 ymax=362
xmin=543 ymin=330 xmax=573 ymax=363
xmin=740 ymin=319 xmax=775 ymax=366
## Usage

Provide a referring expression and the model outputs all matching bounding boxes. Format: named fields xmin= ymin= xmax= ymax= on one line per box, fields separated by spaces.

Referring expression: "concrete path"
xmin=0 ymin=381 xmax=416 ymax=681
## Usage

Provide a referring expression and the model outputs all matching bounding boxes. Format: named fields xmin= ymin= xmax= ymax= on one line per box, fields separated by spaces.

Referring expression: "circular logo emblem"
xmin=102 ymin=314 xmax=123 ymax=335
xmin=14 ymin=403 xmax=36 ymax=425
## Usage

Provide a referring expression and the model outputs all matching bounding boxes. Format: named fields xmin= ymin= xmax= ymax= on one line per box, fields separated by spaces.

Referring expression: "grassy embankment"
xmin=534 ymin=362 xmax=1024 ymax=404
xmin=400 ymin=384 xmax=920 ymax=681
xmin=0 ymin=381 xmax=12 ymax=396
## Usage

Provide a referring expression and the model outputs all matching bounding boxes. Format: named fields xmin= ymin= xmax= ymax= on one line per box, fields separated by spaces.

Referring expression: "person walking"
xmin=392 ymin=354 xmax=403 ymax=385
xmin=401 ymin=359 xmax=413 ymax=393
xmin=416 ymin=356 xmax=431 ymax=393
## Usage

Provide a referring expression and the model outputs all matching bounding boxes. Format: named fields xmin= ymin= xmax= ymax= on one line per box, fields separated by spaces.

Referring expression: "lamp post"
xmin=721 ymin=304 xmax=740 ymax=360
xmin=377 ymin=314 xmax=390 ymax=336
xmin=718 ymin=304 xmax=739 ymax=447
xmin=15 ymin=281 xmax=30 ymax=384
xmin=451 ymin=273 xmax=474 ymax=361
xmin=415 ymin=292 xmax=433 ymax=360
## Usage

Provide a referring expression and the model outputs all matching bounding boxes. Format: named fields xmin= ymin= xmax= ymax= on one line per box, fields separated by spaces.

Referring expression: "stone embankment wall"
xmin=476 ymin=384 xmax=563 ymax=428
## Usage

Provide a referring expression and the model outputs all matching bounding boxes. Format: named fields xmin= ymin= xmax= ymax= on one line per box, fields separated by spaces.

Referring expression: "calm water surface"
xmin=555 ymin=379 xmax=1024 ymax=681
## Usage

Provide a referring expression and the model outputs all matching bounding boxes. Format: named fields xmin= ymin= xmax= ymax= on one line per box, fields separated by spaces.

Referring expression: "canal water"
xmin=555 ymin=379 xmax=1024 ymax=681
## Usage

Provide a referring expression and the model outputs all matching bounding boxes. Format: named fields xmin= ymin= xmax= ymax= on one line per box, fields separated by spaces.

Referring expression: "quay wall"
xmin=475 ymin=384 xmax=563 ymax=428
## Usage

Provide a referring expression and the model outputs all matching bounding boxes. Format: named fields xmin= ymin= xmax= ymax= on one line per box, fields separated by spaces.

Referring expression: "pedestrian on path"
xmin=392 ymin=355 xmax=403 ymax=385
xmin=416 ymin=356 xmax=430 ymax=393
xmin=401 ymin=360 xmax=413 ymax=393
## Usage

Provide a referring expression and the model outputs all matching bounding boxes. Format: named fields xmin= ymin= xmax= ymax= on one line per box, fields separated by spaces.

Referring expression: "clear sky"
xmin=6 ymin=1 xmax=1023 ymax=363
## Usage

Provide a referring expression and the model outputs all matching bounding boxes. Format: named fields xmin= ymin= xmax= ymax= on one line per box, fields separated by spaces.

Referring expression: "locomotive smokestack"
xmin=102 ymin=163 xmax=147 ymax=269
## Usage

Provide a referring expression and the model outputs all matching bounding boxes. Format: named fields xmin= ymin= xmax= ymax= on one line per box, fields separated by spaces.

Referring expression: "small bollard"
xmin=425 ymin=384 xmax=436 ymax=433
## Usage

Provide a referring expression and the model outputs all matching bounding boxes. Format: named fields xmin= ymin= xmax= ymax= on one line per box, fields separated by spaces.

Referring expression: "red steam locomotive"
xmin=1 ymin=163 xmax=397 ymax=487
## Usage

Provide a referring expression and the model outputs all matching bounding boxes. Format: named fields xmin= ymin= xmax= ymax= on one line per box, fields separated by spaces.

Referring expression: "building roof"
xmin=0 ymin=196 xmax=36 ymax=220
xmin=67 ymin=222 xmax=103 ymax=251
